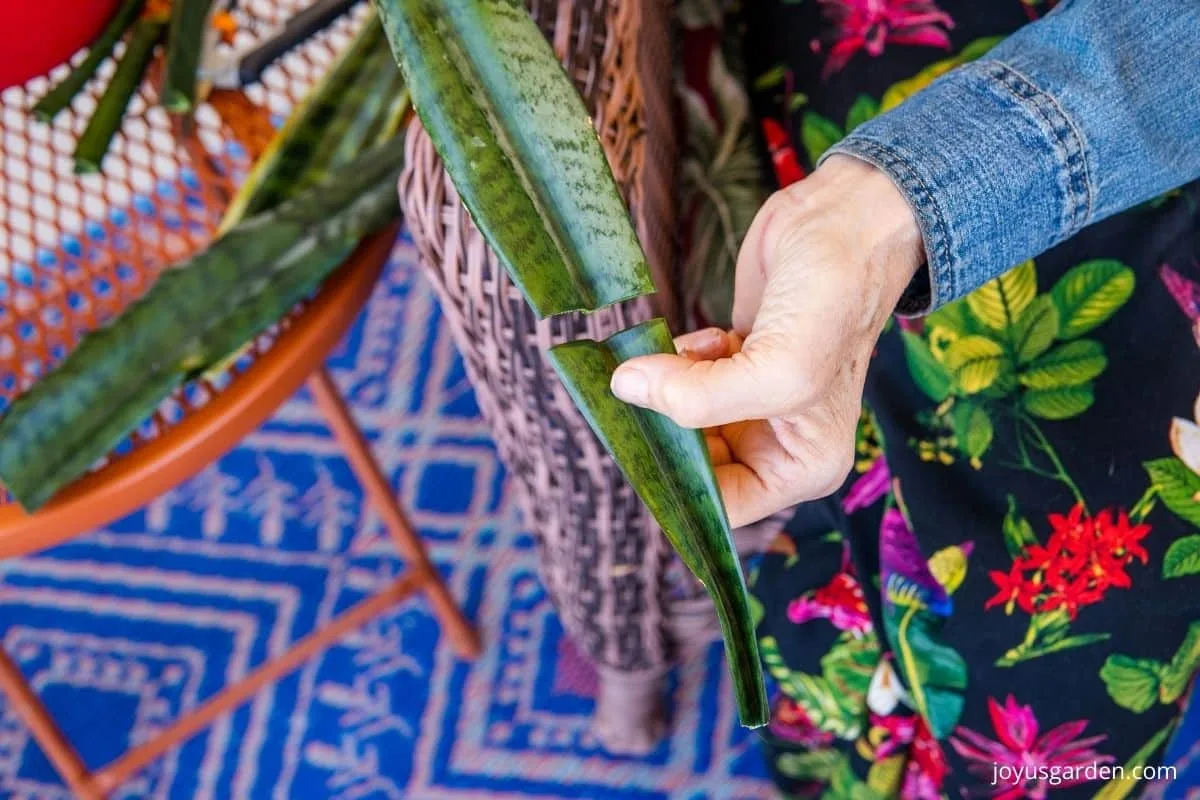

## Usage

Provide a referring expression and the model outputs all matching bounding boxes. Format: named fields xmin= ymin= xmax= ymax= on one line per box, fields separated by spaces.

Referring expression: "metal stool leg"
xmin=306 ymin=367 xmax=482 ymax=659
xmin=0 ymin=646 xmax=103 ymax=800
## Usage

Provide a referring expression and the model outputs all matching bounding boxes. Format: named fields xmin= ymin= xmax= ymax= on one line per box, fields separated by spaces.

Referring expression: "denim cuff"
xmin=820 ymin=60 xmax=1093 ymax=314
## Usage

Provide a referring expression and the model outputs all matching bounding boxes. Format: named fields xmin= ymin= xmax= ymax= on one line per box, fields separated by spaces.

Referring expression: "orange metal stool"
xmin=0 ymin=4 xmax=479 ymax=797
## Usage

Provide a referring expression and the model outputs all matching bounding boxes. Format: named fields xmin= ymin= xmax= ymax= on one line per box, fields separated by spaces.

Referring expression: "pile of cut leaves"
xmin=32 ymin=0 xmax=223 ymax=172
xmin=0 ymin=10 xmax=408 ymax=508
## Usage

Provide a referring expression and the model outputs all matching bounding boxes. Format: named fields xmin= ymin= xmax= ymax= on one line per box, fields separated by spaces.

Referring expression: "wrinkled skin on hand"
xmin=612 ymin=155 xmax=924 ymax=527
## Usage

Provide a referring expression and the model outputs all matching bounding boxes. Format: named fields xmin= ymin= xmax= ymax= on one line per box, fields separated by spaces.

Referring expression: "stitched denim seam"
xmin=977 ymin=60 xmax=1094 ymax=238
xmin=825 ymin=137 xmax=957 ymax=307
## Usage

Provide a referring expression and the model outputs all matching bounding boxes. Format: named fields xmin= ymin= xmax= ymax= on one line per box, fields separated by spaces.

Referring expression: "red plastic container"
xmin=0 ymin=0 xmax=121 ymax=91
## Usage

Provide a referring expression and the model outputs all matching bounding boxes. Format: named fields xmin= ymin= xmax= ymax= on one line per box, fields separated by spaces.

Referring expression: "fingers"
xmin=611 ymin=341 xmax=812 ymax=429
xmin=712 ymin=416 xmax=856 ymax=527
xmin=674 ymin=327 xmax=729 ymax=360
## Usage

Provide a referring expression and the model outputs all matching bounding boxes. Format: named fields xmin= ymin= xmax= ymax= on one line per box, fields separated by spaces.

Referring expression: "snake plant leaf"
xmin=0 ymin=139 xmax=406 ymax=511
xmin=74 ymin=15 xmax=168 ymax=174
xmin=31 ymin=0 xmax=147 ymax=122
xmin=220 ymin=11 xmax=409 ymax=231
xmin=372 ymin=0 xmax=655 ymax=317
xmin=548 ymin=319 xmax=769 ymax=728
xmin=162 ymin=0 xmax=214 ymax=112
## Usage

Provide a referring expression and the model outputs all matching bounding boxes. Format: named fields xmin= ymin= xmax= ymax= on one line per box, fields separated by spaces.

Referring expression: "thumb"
xmin=610 ymin=341 xmax=806 ymax=429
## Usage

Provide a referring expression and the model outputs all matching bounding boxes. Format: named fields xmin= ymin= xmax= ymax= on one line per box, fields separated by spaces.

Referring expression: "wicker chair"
xmin=399 ymin=0 xmax=711 ymax=750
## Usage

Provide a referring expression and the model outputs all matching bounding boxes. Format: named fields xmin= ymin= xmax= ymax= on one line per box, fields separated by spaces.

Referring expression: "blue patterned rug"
xmin=0 ymin=233 xmax=773 ymax=799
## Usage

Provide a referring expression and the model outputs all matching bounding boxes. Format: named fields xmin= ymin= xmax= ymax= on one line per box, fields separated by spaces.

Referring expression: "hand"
xmin=610 ymin=155 xmax=924 ymax=527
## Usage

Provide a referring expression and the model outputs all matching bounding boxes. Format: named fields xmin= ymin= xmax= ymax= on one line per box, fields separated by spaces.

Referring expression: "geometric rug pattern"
xmin=0 ymin=233 xmax=773 ymax=799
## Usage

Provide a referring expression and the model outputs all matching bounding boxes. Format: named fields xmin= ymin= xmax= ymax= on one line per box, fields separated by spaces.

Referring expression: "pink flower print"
xmin=950 ymin=695 xmax=1113 ymax=798
xmin=843 ymin=456 xmax=891 ymax=513
xmin=786 ymin=547 xmax=873 ymax=635
xmin=813 ymin=0 xmax=955 ymax=78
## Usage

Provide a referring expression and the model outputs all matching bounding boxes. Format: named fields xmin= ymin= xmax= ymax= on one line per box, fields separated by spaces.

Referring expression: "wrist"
xmin=810 ymin=154 xmax=925 ymax=313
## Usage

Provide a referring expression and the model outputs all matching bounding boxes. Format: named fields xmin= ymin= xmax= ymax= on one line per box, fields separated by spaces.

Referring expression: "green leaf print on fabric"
xmin=1050 ymin=259 xmax=1137 ymax=339
xmin=760 ymin=633 xmax=879 ymax=740
xmin=1099 ymin=622 xmax=1200 ymax=711
xmin=879 ymin=502 xmax=972 ymax=738
xmin=952 ymin=401 xmax=994 ymax=461
xmin=797 ymin=95 xmax=883 ymax=167
xmin=943 ymin=336 xmax=1008 ymax=394
xmin=901 ymin=331 xmax=953 ymax=402
xmin=1017 ymin=339 xmax=1108 ymax=390
xmin=965 ymin=259 xmax=1036 ymax=331
xmin=845 ymin=95 xmax=880 ymax=133
xmin=776 ymin=748 xmax=844 ymax=781
xmin=1012 ymin=294 xmax=1060 ymax=363
xmin=1002 ymin=495 xmax=1038 ymax=558
xmin=905 ymin=258 xmax=1134 ymax=474
xmin=1099 ymin=656 xmax=1163 ymax=713
xmin=801 ymin=111 xmax=845 ymax=165
xmin=1022 ymin=384 xmax=1096 ymax=420
xmin=1093 ymin=626 xmax=1197 ymax=798
xmin=994 ymin=608 xmax=1110 ymax=667
xmin=1144 ymin=458 xmax=1200 ymax=528
xmin=883 ymin=604 xmax=967 ymax=738
xmin=1163 ymin=535 xmax=1200 ymax=578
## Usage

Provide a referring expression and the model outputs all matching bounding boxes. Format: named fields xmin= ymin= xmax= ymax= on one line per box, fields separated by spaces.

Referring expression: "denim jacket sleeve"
xmin=821 ymin=0 xmax=1200 ymax=313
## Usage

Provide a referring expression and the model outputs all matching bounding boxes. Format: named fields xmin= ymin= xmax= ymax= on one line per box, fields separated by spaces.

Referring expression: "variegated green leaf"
xmin=952 ymin=401 xmax=993 ymax=459
xmin=1012 ymin=294 xmax=1059 ymax=363
xmin=547 ymin=319 xmax=768 ymax=727
xmin=1051 ymin=259 xmax=1135 ymax=339
xmin=1023 ymin=384 xmax=1095 ymax=420
xmin=1100 ymin=655 xmax=1163 ymax=713
xmin=965 ymin=259 xmax=1036 ymax=331
xmin=943 ymin=335 xmax=1007 ymax=394
xmin=373 ymin=0 xmax=654 ymax=317
xmin=1163 ymin=535 xmax=1200 ymax=579
xmin=801 ymin=111 xmax=844 ymax=165
xmin=1018 ymin=339 xmax=1107 ymax=390
xmin=222 ymin=11 xmax=407 ymax=230
xmin=901 ymin=331 xmax=952 ymax=402
xmin=1144 ymin=458 xmax=1200 ymax=527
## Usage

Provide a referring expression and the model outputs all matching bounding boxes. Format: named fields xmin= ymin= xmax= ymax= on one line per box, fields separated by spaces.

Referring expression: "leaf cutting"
xmin=373 ymin=0 xmax=769 ymax=726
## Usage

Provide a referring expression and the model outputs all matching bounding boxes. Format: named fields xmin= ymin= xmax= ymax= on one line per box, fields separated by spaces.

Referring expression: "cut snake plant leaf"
xmin=31 ymin=0 xmax=147 ymax=122
xmin=372 ymin=0 xmax=655 ymax=317
xmin=219 ymin=11 xmax=409 ymax=231
xmin=0 ymin=139 xmax=406 ymax=511
xmin=73 ymin=15 xmax=168 ymax=174
xmin=547 ymin=319 xmax=770 ymax=728
xmin=162 ymin=0 xmax=214 ymax=112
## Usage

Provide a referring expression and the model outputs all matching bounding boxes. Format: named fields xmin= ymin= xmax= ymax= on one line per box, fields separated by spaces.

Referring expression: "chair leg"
xmin=306 ymin=367 xmax=482 ymax=659
xmin=0 ymin=646 xmax=104 ymax=800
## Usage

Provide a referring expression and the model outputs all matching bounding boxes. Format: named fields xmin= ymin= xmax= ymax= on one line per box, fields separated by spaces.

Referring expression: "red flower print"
xmin=950 ymin=695 xmax=1113 ymax=799
xmin=866 ymin=713 xmax=949 ymax=797
xmin=985 ymin=505 xmax=1150 ymax=619
xmin=761 ymin=118 xmax=806 ymax=187
xmin=906 ymin=716 xmax=950 ymax=799
xmin=787 ymin=546 xmax=873 ymax=635
xmin=787 ymin=571 xmax=873 ymax=635
xmin=812 ymin=0 xmax=954 ymax=78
